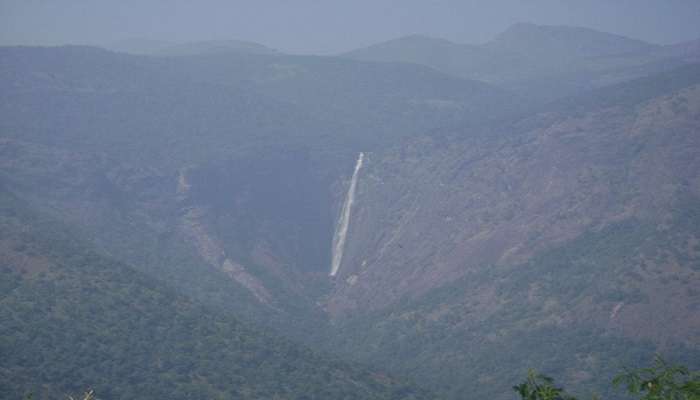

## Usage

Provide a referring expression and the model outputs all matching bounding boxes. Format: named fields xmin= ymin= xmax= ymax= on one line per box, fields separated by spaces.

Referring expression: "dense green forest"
xmin=324 ymin=208 xmax=700 ymax=399
xmin=0 ymin=188 xmax=430 ymax=400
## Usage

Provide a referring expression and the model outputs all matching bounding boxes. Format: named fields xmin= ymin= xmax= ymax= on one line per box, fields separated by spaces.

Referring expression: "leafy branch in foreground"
xmin=613 ymin=356 xmax=700 ymax=400
xmin=515 ymin=357 xmax=699 ymax=400
xmin=513 ymin=369 xmax=578 ymax=400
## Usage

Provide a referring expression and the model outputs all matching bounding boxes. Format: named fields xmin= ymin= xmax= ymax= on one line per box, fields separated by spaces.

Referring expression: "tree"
xmin=515 ymin=357 xmax=699 ymax=400
xmin=513 ymin=369 xmax=578 ymax=400
xmin=613 ymin=356 xmax=700 ymax=400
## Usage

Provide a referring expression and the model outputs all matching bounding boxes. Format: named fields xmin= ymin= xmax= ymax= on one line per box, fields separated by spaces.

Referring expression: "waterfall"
xmin=330 ymin=152 xmax=364 ymax=277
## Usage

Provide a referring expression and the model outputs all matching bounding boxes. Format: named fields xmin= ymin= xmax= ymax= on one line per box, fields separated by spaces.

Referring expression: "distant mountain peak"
xmin=104 ymin=38 xmax=278 ymax=56
xmin=497 ymin=22 xmax=625 ymax=38
xmin=105 ymin=37 xmax=176 ymax=54
xmin=489 ymin=22 xmax=656 ymax=58
xmin=665 ymin=38 xmax=700 ymax=60
xmin=346 ymin=34 xmax=459 ymax=54
xmin=157 ymin=39 xmax=278 ymax=56
xmin=392 ymin=34 xmax=455 ymax=44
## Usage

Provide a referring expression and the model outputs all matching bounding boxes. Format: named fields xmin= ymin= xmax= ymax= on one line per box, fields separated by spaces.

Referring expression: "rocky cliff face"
xmin=316 ymin=73 xmax=700 ymax=400
xmin=177 ymin=169 xmax=274 ymax=305
xmin=326 ymin=80 xmax=700 ymax=319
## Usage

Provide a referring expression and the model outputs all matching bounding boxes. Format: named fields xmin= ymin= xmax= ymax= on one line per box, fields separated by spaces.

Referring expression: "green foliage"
xmin=0 ymin=191 xmax=430 ymax=400
xmin=515 ymin=359 xmax=700 ymax=400
xmin=513 ymin=370 xmax=578 ymax=400
xmin=327 ymin=214 xmax=700 ymax=400
xmin=613 ymin=357 xmax=700 ymax=400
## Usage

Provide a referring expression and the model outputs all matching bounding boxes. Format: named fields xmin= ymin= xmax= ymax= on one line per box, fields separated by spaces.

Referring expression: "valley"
xmin=1 ymin=22 xmax=699 ymax=399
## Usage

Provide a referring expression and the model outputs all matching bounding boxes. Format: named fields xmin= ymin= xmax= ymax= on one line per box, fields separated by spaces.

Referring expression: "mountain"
xmin=0 ymin=45 xmax=509 ymax=157
xmin=104 ymin=38 xmax=176 ymax=55
xmin=663 ymin=38 xmax=700 ymax=62
xmin=1 ymin=41 xmax=699 ymax=400
xmin=342 ymin=34 xmax=517 ymax=83
xmin=319 ymin=65 xmax=700 ymax=398
xmin=0 ymin=187 xmax=431 ymax=400
xmin=324 ymin=61 xmax=700 ymax=319
xmin=342 ymin=35 xmax=499 ymax=80
xmin=156 ymin=40 xmax=278 ymax=56
xmin=344 ymin=24 xmax=689 ymax=101
xmin=0 ymin=45 xmax=513 ymax=340
xmin=486 ymin=23 xmax=657 ymax=60
xmin=104 ymin=39 xmax=277 ymax=56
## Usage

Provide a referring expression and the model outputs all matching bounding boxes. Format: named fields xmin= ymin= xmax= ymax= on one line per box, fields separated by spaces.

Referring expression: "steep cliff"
xmin=321 ymin=67 xmax=700 ymax=399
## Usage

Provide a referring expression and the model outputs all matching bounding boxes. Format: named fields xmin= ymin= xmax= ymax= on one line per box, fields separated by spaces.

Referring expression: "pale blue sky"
xmin=1 ymin=0 xmax=699 ymax=53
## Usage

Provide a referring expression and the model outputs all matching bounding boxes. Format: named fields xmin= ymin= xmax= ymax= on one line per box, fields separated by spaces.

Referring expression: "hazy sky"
xmin=2 ymin=0 xmax=700 ymax=54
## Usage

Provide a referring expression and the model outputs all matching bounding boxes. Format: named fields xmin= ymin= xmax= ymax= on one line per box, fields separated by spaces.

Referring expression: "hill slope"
xmin=0 ymin=187 xmax=431 ymax=400
xmin=0 ymin=45 xmax=514 ymax=340
xmin=486 ymin=23 xmax=657 ymax=59
xmin=157 ymin=40 xmax=278 ymax=56
xmin=319 ymin=65 xmax=700 ymax=399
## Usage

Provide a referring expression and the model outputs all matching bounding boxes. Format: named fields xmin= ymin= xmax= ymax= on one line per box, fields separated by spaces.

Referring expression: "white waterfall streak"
xmin=330 ymin=152 xmax=364 ymax=277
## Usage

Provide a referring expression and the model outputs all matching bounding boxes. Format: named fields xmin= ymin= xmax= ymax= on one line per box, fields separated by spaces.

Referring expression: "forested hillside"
xmin=320 ymin=65 xmax=700 ymax=399
xmin=0 ymin=187 xmax=431 ymax=400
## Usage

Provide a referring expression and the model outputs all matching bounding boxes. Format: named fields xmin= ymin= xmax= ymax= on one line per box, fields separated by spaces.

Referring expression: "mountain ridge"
xmin=343 ymin=23 xmax=691 ymax=101
xmin=488 ymin=22 xmax=658 ymax=58
xmin=104 ymin=38 xmax=278 ymax=56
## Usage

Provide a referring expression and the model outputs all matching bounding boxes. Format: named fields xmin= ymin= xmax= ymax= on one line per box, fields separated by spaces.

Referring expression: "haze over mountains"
xmin=107 ymin=39 xmax=278 ymax=57
xmin=345 ymin=23 xmax=700 ymax=101
xmin=1 ymin=21 xmax=699 ymax=400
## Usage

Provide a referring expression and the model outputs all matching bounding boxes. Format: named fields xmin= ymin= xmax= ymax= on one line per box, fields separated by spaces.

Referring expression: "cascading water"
xmin=329 ymin=152 xmax=364 ymax=277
